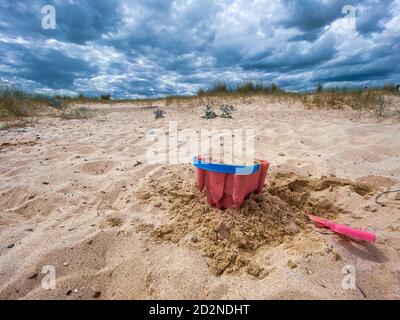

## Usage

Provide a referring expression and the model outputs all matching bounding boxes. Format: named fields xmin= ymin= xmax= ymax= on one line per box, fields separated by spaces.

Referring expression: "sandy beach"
xmin=1 ymin=97 xmax=400 ymax=300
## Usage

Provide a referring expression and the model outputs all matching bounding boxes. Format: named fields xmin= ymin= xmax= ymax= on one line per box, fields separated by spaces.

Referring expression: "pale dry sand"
xmin=0 ymin=97 xmax=400 ymax=300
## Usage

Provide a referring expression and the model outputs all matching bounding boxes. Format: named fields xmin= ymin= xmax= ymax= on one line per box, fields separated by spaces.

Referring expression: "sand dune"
xmin=0 ymin=97 xmax=399 ymax=299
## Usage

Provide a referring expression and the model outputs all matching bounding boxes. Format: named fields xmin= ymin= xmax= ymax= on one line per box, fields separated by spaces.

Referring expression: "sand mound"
xmin=139 ymin=183 xmax=307 ymax=277
xmin=135 ymin=166 xmax=376 ymax=278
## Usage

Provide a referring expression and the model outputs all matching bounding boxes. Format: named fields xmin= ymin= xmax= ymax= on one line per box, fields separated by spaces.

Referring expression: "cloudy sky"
xmin=0 ymin=0 xmax=399 ymax=98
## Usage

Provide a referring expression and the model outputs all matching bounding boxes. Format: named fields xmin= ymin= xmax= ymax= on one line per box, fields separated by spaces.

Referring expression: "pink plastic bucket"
xmin=194 ymin=156 xmax=270 ymax=209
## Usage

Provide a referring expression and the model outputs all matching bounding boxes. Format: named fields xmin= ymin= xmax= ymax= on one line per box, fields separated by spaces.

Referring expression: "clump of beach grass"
xmin=298 ymin=83 xmax=398 ymax=120
xmin=0 ymin=81 xmax=32 ymax=117
xmin=197 ymin=80 xmax=284 ymax=97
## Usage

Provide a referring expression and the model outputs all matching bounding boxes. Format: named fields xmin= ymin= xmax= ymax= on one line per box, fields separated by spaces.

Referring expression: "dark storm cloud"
xmin=279 ymin=0 xmax=356 ymax=32
xmin=241 ymin=36 xmax=337 ymax=72
xmin=356 ymin=0 xmax=395 ymax=34
xmin=280 ymin=0 xmax=396 ymax=41
xmin=0 ymin=0 xmax=123 ymax=44
xmin=314 ymin=54 xmax=399 ymax=83
xmin=107 ymin=0 xmax=218 ymax=56
xmin=55 ymin=0 xmax=123 ymax=44
xmin=0 ymin=41 xmax=98 ymax=89
xmin=0 ymin=0 xmax=399 ymax=97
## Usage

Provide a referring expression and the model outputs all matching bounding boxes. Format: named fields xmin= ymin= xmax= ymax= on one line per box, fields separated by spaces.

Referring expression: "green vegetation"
xmin=202 ymin=104 xmax=218 ymax=119
xmin=201 ymin=102 xmax=236 ymax=119
xmin=154 ymin=107 xmax=165 ymax=119
xmin=219 ymin=104 xmax=235 ymax=118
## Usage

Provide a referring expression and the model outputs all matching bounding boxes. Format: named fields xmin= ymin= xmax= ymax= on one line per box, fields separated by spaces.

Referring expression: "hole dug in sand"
xmin=135 ymin=166 xmax=377 ymax=278
xmin=268 ymin=172 xmax=375 ymax=219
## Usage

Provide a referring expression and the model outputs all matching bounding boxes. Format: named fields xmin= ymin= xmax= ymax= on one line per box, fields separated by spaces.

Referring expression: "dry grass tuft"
xmin=0 ymin=81 xmax=33 ymax=117
xmin=197 ymin=80 xmax=284 ymax=97
xmin=300 ymin=87 xmax=398 ymax=120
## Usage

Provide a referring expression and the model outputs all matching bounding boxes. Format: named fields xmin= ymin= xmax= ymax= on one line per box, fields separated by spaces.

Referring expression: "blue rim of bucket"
xmin=193 ymin=156 xmax=260 ymax=175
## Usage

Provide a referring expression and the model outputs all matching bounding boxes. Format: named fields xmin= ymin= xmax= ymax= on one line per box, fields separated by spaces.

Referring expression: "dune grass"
xmin=0 ymin=81 xmax=32 ymax=117
xmin=1 ymin=79 xmax=399 ymax=122
xmin=194 ymin=81 xmax=399 ymax=120
xmin=298 ymin=83 xmax=399 ymax=120
xmin=197 ymin=80 xmax=284 ymax=97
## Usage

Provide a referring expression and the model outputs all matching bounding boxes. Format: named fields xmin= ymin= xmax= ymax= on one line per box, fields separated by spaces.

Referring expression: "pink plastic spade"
xmin=309 ymin=215 xmax=376 ymax=243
